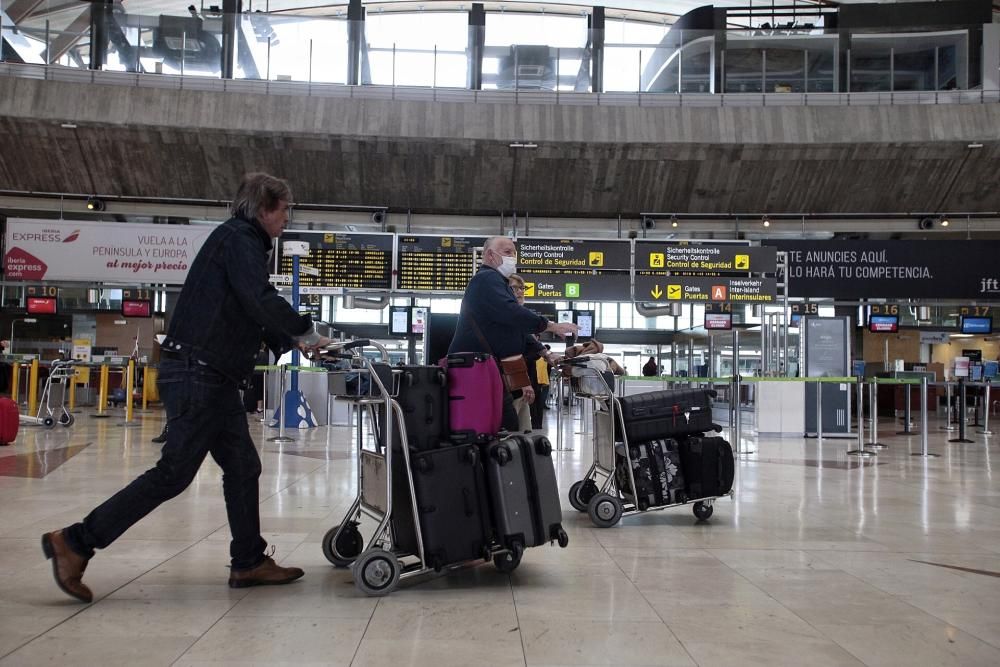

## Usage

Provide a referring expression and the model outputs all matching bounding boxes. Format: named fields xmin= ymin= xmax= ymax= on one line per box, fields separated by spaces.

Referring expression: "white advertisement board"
xmin=3 ymin=218 xmax=216 ymax=285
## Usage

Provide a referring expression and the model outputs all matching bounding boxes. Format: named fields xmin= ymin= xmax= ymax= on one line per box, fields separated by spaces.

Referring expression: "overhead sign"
xmin=517 ymin=238 xmax=632 ymax=301
xmin=635 ymin=275 xmax=778 ymax=303
xmin=278 ymin=231 xmax=393 ymax=291
xmin=519 ymin=270 xmax=631 ymax=301
xmin=768 ymin=240 xmax=1000 ymax=300
xmin=4 ymin=218 xmax=214 ymax=285
xmin=636 ymin=241 xmax=775 ymax=273
xmin=516 ymin=238 xmax=631 ymax=272
xmin=396 ymin=235 xmax=487 ymax=292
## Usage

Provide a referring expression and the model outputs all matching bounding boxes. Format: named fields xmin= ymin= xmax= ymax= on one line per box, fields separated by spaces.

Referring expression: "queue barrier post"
xmin=868 ymin=377 xmax=887 ymax=448
xmin=949 ymin=378 xmax=974 ymax=444
xmin=28 ymin=359 xmax=39 ymax=418
xmin=11 ymin=361 xmax=20 ymax=405
xmin=847 ymin=378 xmax=875 ymax=457
xmin=93 ymin=364 xmax=111 ymax=418
xmin=267 ymin=365 xmax=295 ymax=443
xmin=912 ymin=377 xmax=939 ymax=457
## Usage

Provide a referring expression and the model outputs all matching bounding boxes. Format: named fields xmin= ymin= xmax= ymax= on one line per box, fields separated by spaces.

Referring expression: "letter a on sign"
xmin=711 ymin=285 xmax=727 ymax=301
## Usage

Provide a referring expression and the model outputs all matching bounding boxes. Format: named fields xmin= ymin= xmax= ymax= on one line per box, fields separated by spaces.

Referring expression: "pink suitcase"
xmin=440 ymin=352 xmax=504 ymax=441
xmin=0 ymin=397 xmax=19 ymax=445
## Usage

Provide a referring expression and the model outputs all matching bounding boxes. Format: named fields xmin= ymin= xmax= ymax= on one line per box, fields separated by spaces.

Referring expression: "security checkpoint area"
xmin=2 ymin=0 xmax=1000 ymax=663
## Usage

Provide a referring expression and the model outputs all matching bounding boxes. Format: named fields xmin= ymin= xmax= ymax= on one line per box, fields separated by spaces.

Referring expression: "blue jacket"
xmin=448 ymin=266 xmax=548 ymax=359
xmin=165 ymin=216 xmax=311 ymax=381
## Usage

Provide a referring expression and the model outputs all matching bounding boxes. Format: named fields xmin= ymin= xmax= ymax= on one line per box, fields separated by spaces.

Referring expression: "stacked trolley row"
xmin=318 ymin=340 xmax=565 ymax=596
xmin=561 ymin=355 xmax=734 ymax=528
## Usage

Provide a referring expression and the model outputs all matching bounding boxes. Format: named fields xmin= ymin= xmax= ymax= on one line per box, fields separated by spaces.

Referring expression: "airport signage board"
xmin=518 ymin=270 xmax=631 ymax=301
xmin=634 ymin=274 xmax=778 ymax=303
xmin=768 ymin=240 xmax=1000 ymax=300
xmin=517 ymin=238 xmax=632 ymax=301
xmin=3 ymin=218 xmax=214 ymax=284
xmin=636 ymin=241 xmax=775 ymax=274
xmin=277 ymin=231 xmax=393 ymax=291
xmin=516 ymin=238 xmax=631 ymax=272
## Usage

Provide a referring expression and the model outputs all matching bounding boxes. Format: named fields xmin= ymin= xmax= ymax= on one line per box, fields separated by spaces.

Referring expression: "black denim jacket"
xmin=165 ymin=216 xmax=311 ymax=382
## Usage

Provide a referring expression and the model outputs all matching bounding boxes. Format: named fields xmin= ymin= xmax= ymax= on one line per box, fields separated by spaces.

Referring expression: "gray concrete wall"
xmin=1 ymin=76 xmax=999 ymax=216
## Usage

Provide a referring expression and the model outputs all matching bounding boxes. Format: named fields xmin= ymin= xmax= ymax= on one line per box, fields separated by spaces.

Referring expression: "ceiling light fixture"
xmin=670 ymin=215 xmax=679 ymax=228
xmin=762 ymin=215 xmax=770 ymax=228
xmin=86 ymin=197 xmax=105 ymax=212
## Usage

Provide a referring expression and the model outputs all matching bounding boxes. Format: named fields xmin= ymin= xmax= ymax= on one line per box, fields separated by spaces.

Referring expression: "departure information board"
xmin=396 ymin=235 xmax=488 ymax=292
xmin=517 ymin=238 xmax=632 ymax=301
xmin=277 ymin=232 xmax=393 ymax=290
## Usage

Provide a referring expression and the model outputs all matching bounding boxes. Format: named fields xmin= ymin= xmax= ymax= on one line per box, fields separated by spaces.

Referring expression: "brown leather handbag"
xmin=500 ymin=355 xmax=532 ymax=391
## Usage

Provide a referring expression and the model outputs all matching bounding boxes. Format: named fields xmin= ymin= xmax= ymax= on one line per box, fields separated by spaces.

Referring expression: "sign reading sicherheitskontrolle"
xmin=3 ymin=218 xmax=216 ymax=285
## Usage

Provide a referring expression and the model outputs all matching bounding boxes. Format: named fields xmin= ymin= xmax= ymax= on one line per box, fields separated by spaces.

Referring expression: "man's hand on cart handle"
xmin=546 ymin=322 xmax=579 ymax=339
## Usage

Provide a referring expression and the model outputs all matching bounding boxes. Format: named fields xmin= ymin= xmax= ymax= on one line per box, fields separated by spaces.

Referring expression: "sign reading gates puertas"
xmin=766 ymin=240 xmax=1000 ymax=300
xmin=634 ymin=240 xmax=778 ymax=303
xmin=515 ymin=238 xmax=631 ymax=301
xmin=3 ymin=218 xmax=214 ymax=284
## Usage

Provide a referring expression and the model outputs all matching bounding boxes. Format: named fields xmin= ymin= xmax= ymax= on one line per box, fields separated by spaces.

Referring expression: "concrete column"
xmin=347 ymin=0 xmax=363 ymax=85
xmin=221 ymin=0 xmax=240 ymax=80
xmin=984 ymin=23 xmax=1000 ymax=93
xmin=590 ymin=7 xmax=605 ymax=93
xmin=89 ymin=0 xmax=112 ymax=70
xmin=467 ymin=4 xmax=485 ymax=90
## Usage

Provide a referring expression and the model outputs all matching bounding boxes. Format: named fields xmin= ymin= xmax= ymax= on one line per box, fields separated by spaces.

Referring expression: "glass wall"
xmin=0 ymin=3 xmax=979 ymax=95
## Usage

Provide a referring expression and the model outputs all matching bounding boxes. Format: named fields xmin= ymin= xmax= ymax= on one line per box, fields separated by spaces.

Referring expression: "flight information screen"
xmin=396 ymin=235 xmax=487 ymax=292
xmin=277 ymin=232 xmax=393 ymax=290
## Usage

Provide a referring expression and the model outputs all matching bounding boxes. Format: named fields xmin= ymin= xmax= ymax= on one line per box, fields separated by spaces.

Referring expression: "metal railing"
xmin=3 ymin=62 xmax=998 ymax=109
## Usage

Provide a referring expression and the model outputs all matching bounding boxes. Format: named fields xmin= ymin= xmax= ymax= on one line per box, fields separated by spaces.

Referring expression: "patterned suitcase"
xmin=617 ymin=439 xmax=687 ymax=510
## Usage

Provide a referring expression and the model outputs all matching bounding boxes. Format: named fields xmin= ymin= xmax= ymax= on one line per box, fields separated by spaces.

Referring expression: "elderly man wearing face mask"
xmin=449 ymin=236 xmax=578 ymax=431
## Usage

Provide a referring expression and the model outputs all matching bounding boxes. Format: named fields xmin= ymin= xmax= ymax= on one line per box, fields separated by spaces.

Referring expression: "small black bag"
xmin=678 ymin=435 xmax=735 ymax=499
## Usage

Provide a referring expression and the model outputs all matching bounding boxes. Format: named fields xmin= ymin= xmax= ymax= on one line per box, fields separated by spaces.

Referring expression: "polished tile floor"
xmin=1 ymin=403 xmax=999 ymax=666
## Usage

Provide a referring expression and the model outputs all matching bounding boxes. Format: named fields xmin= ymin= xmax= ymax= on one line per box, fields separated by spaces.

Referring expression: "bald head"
xmin=483 ymin=236 xmax=516 ymax=269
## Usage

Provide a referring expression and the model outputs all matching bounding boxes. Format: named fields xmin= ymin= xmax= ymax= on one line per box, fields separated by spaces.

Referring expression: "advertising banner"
xmin=768 ymin=240 xmax=1000 ymax=300
xmin=4 ymin=218 xmax=215 ymax=285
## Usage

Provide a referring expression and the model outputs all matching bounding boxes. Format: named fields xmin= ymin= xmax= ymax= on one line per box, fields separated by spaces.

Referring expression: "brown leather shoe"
xmin=228 ymin=556 xmax=304 ymax=589
xmin=41 ymin=530 xmax=93 ymax=603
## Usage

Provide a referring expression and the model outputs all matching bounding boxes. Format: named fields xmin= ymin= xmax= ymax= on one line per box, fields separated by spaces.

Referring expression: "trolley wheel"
xmin=587 ymin=493 xmax=623 ymax=529
xmin=59 ymin=413 xmax=75 ymax=427
xmin=556 ymin=527 xmax=570 ymax=548
xmin=352 ymin=548 xmax=400 ymax=597
xmin=42 ymin=417 xmax=55 ymax=430
xmin=568 ymin=481 xmax=589 ymax=512
xmin=494 ymin=543 xmax=524 ymax=574
xmin=693 ymin=502 xmax=714 ymax=521
xmin=322 ymin=523 xmax=363 ymax=568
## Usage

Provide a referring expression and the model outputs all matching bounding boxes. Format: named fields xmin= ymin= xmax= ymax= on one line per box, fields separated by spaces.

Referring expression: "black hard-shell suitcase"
xmin=408 ymin=443 xmax=493 ymax=570
xmin=616 ymin=439 xmax=686 ymax=510
xmin=614 ymin=388 xmax=718 ymax=443
xmin=678 ymin=436 xmax=735 ymax=499
xmin=482 ymin=434 xmax=568 ymax=553
xmin=377 ymin=365 xmax=448 ymax=452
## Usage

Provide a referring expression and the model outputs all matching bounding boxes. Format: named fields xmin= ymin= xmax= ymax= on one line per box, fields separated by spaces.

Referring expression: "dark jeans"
xmin=64 ymin=358 xmax=267 ymax=570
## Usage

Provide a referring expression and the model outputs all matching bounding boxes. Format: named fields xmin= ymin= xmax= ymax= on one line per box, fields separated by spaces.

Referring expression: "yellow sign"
xmin=735 ymin=254 xmax=749 ymax=270
xmin=523 ymin=282 xmax=536 ymax=297
xmin=649 ymin=253 xmax=665 ymax=268
xmin=588 ymin=251 xmax=604 ymax=267
xmin=650 ymin=286 xmax=663 ymax=299
xmin=442 ymin=237 xmax=453 ymax=248
xmin=667 ymin=284 xmax=682 ymax=300
xmin=323 ymin=233 xmax=336 ymax=243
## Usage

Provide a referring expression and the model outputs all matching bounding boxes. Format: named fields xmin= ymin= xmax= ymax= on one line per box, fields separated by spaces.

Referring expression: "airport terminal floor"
xmin=1 ymin=407 xmax=999 ymax=666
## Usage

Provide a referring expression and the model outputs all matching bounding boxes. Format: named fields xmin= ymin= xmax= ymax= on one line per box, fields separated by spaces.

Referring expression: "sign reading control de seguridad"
xmin=768 ymin=240 xmax=1000 ymax=300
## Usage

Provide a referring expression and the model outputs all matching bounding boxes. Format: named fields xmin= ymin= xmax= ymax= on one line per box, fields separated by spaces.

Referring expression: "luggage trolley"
xmin=562 ymin=356 xmax=730 ymax=527
xmin=318 ymin=339 xmax=510 ymax=596
xmin=37 ymin=360 xmax=76 ymax=427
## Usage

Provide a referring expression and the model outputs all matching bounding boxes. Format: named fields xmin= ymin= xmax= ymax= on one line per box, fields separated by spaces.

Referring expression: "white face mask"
xmin=496 ymin=255 xmax=517 ymax=278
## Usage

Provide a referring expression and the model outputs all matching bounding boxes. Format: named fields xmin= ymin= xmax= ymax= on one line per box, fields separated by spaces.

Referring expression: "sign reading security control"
xmin=515 ymin=238 xmax=631 ymax=271
xmin=635 ymin=275 xmax=778 ymax=303
xmin=636 ymin=241 xmax=777 ymax=274
xmin=517 ymin=238 xmax=631 ymax=301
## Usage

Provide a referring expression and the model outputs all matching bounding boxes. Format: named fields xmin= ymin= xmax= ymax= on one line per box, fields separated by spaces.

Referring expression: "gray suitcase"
xmin=482 ymin=434 xmax=568 ymax=555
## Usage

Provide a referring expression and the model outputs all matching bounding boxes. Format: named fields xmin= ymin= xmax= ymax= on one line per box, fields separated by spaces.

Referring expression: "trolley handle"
xmin=317 ymin=339 xmax=390 ymax=363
